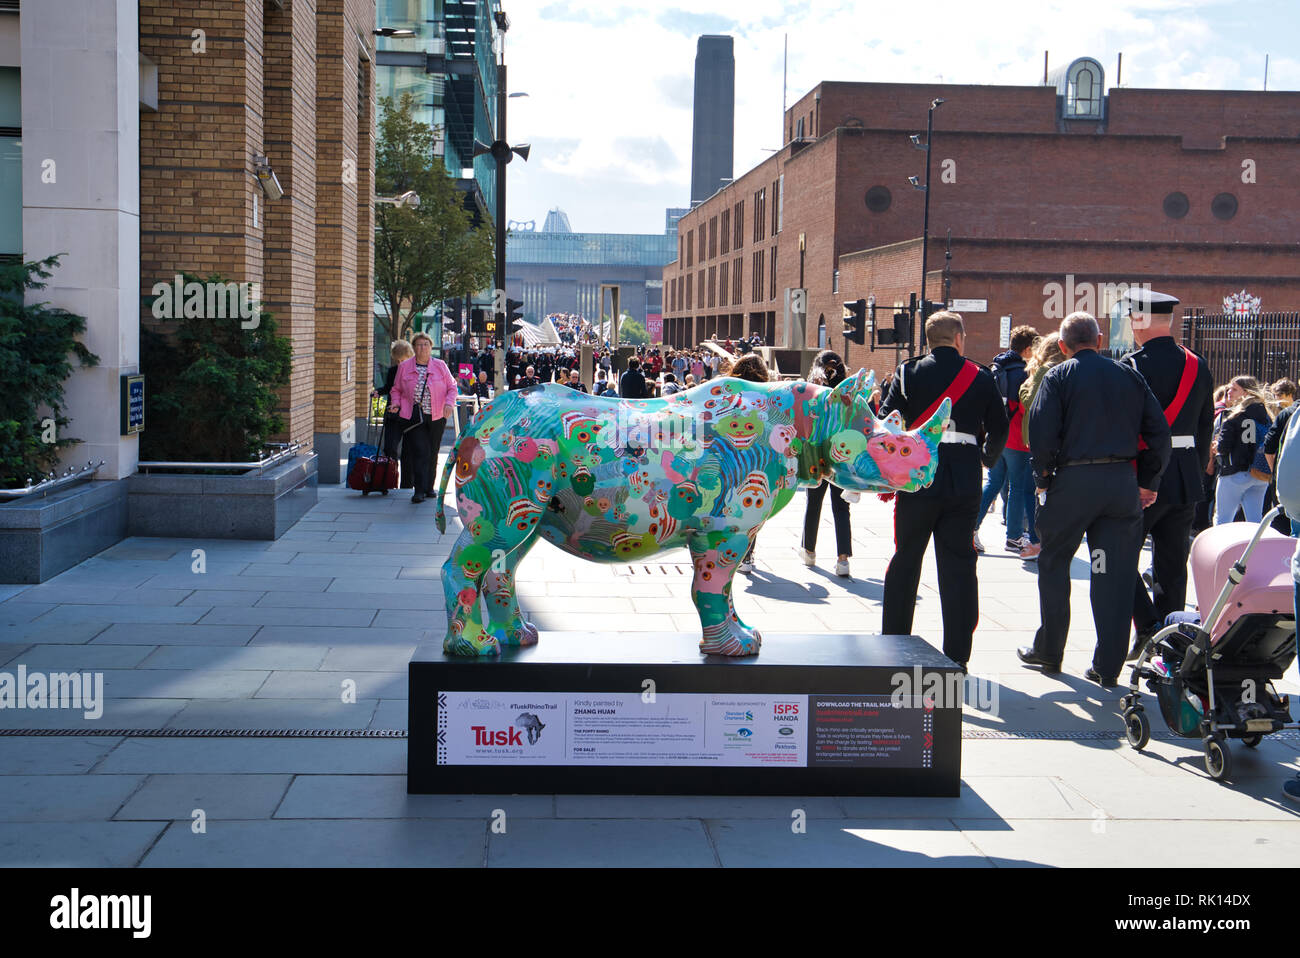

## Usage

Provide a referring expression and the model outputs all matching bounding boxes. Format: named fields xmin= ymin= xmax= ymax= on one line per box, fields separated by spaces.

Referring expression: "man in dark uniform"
xmin=1018 ymin=312 xmax=1172 ymax=686
xmin=1121 ymin=289 xmax=1214 ymax=659
xmin=881 ymin=311 xmax=1009 ymax=670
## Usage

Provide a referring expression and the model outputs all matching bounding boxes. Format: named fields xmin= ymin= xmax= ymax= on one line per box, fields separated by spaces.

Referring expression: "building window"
xmin=1063 ymin=57 xmax=1104 ymax=119
xmin=686 ymin=274 xmax=693 ymax=309
xmin=686 ymin=231 xmax=693 ymax=267
xmin=707 ymin=266 xmax=716 ymax=308
xmin=1211 ymin=192 xmax=1238 ymax=220
xmin=777 ymin=174 xmax=783 ymax=233
xmin=832 ymin=269 xmax=839 ymax=294
xmin=0 ymin=67 xmax=20 ymax=257
xmin=720 ymin=208 xmax=730 ymax=255
xmin=865 ymin=185 xmax=892 ymax=213
xmin=752 ymin=250 xmax=764 ymax=302
xmin=770 ymin=245 xmax=777 ymax=301
xmin=796 ymin=116 xmax=804 ymax=139
xmin=771 ymin=181 xmax=779 ymax=236
xmin=709 ymin=216 xmax=717 ymax=260
xmin=719 ymin=261 xmax=729 ymax=307
xmin=734 ymin=201 xmax=744 ymax=250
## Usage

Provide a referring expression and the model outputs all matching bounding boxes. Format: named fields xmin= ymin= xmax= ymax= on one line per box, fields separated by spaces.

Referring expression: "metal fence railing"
xmin=1183 ymin=309 xmax=1300 ymax=386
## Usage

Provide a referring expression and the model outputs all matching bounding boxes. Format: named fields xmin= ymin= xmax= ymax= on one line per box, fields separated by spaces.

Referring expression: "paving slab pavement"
xmin=2 ymin=453 xmax=1299 ymax=867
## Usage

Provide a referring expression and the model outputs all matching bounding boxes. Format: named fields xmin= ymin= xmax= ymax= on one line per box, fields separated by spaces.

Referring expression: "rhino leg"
xmin=689 ymin=534 xmax=762 ymax=657
xmin=441 ymin=528 xmax=499 ymax=656
xmin=483 ymin=534 xmax=540 ymax=647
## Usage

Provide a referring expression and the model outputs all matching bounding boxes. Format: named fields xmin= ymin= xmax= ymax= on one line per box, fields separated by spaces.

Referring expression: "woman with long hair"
xmin=1214 ymin=375 xmax=1276 ymax=524
xmin=1015 ymin=332 xmax=1066 ymax=553
xmin=798 ymin=350 xmax=854 ymax=576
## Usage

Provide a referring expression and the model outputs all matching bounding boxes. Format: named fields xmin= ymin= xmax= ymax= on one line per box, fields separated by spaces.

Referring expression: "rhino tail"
xmin=435 ymin=437 xmax=460 ymax=536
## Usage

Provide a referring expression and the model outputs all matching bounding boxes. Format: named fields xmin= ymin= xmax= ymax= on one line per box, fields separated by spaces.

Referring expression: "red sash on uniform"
xmin=1134 ymin=346 xmax=1198 ymax=473
xmin=886 ymin=360 xmax=981 ymax=514
xmin=907 ymin=360 xmax=979 ymax=430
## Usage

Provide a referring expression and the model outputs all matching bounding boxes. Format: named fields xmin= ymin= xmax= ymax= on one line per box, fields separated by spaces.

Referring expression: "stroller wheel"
xmin=1241 ymin=733 xmax=1263 ymax=748
xmin=1123 ymin=707 xmax=1151 ymax=750
xmin=1203 ymin=733 xmax=1233 ymax=782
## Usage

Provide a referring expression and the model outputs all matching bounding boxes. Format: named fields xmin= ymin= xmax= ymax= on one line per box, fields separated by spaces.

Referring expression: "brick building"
xmin=140 ymin=0 xmax=376 ymax=481
xmin=662 ymin=63 xmax=1300 ymax=380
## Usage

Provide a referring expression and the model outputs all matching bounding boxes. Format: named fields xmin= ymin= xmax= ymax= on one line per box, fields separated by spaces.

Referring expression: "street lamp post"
xmin=911 ymin=97 xmax=944 ymax=354
xmin=474 ymin=12 xmax=529 ymax=385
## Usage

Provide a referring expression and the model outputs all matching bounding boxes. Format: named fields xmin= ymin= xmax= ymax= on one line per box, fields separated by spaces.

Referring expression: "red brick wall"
xmin=666 ymin=79 xmax=1300 ymax=369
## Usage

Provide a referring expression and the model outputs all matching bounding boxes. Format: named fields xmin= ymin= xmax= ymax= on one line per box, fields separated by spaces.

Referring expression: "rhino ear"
xmin=830 ymin=368 xmax=871 ymax=404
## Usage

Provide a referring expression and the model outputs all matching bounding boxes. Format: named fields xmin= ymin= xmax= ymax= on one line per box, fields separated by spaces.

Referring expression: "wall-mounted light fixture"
xmin=253 ymin=153 xmax=284 ymax=201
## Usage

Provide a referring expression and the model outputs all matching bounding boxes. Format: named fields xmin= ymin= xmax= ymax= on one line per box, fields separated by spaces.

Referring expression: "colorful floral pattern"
xmin=434 ymin=371 xmax=949 ymax=657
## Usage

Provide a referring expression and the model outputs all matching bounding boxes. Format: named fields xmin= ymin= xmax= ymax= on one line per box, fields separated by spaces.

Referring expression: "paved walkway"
xmin=2 ymin=454 xmax=1298 ymax=866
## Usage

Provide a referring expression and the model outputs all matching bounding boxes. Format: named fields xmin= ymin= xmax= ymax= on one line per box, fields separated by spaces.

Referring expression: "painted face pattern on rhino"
xmin=866 ymin=433 xmax=932 ymax=488
xmin=434 ymin=373 xmax=950 ymax=659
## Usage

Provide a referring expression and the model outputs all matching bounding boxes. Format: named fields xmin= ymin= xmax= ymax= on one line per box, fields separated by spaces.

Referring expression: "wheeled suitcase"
xmin=345 ymin=417 xmax=379 ymax=485
xmin=346 ymin=420 xmax=399 ymax=495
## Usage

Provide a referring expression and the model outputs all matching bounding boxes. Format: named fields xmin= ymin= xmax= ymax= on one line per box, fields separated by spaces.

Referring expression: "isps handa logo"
xmin=472 ymin=712 xmax=546 ymax=747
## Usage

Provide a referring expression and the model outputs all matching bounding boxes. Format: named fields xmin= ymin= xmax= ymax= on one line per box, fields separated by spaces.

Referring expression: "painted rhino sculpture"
xmin=434 ymin=370 xmax=949 ymax=657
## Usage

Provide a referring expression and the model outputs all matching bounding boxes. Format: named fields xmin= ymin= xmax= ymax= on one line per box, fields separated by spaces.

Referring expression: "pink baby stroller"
xmin=1121 ymin=508 xmax=1298 ymax=781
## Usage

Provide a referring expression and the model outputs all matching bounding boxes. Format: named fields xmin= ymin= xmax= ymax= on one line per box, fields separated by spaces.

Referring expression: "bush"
xmin=0 ymin=255 xmax=98 ymax=489
xmin=140 ymin=272 xmax=292 ymax=463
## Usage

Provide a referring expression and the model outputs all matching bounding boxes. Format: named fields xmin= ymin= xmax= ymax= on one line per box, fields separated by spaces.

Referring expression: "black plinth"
xmin=408 ymin=632 xmax=962 ymax=796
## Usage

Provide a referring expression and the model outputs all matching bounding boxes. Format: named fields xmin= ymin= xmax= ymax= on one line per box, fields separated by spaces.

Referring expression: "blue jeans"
xmin=1215 ymin=471 xmax=1268 ymax=525
xmin=978 ymin=454 xmax=1009 ymax=525
xmin=1003 ymin=448 xmax=1039 ymax=544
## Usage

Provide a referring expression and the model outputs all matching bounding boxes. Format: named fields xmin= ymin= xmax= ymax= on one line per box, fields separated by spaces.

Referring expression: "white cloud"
xmin=504 ymin=0 xmax=1298 ymax=234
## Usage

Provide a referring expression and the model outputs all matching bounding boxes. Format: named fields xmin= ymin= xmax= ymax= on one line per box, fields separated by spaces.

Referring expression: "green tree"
xmin=0 ymin=255 xmax=98 ymax=488
xmin=616 ymin=315 xmax=649 ymax=346
xmin=375 ymin=92 xmax=496 ymax=344
xmin=140 ymin=272 xmax=292 ymax=463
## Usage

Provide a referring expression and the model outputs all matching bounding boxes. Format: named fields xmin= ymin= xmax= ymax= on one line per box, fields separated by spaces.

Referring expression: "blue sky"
xmin=503 ymin=0 xmax=1298 ymax=235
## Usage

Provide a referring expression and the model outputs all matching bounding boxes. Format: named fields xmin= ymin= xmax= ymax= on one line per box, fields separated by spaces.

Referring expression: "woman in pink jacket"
xmin=389 ymin=332 xmax=457 ymax=503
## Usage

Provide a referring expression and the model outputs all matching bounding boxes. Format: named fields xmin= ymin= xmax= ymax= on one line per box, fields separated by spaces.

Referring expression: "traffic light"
xmin=842 ymin=299 xmax=867 ymax=345
xmin=445 ymin=297 xmax=463 ymax=331
xmin=505 ymin=298 xmax=524 ymax=325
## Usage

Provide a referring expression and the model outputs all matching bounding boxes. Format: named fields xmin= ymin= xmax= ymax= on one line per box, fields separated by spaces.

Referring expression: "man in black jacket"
xmin=1019 ymin=312 xmax=1171 ymax=685
xmin=1121 ymin=288 xmax=1214 ymax=659
xmin=620 ymin=358 xmax=647 ymax=399
xmin=880 ymin=311 xmax=1009 ymax=670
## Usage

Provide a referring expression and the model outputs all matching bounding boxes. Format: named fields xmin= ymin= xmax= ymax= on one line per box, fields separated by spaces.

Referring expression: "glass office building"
xmin=506 ymin=211 xmax=678 ymax=333
xmin=375 ymin=0 xmax=500 ymax=221
xmin=374 ymin=0 xmax=502 ymax=363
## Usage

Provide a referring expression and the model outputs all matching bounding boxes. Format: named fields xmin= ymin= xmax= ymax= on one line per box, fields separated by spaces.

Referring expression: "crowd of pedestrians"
xmin=392 ymin=295 xmax=1296 ymax=684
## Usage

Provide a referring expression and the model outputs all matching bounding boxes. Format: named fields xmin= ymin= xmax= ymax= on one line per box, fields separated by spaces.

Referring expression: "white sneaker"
xmin=738 ymin=560 xmax=754 ymax=574
xmin=797 ymin=547 xmax=815 ymax=567
xmin=835 ymin=559 xmax=850 ymax=577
